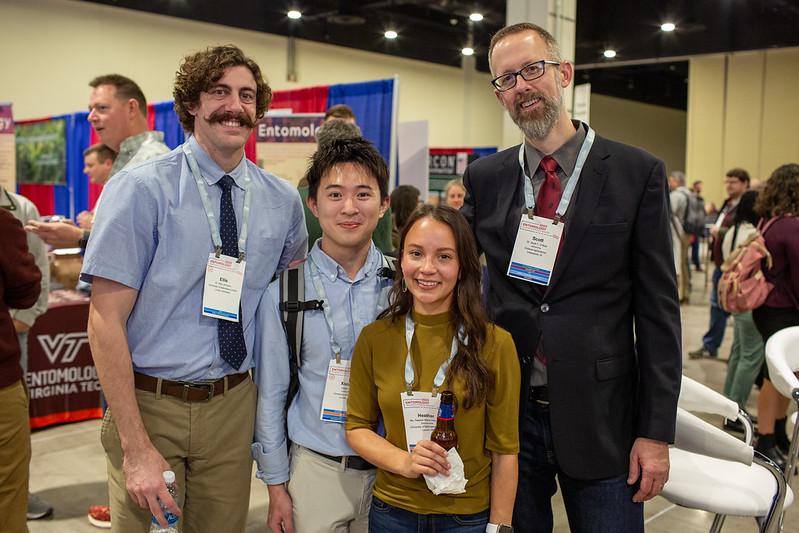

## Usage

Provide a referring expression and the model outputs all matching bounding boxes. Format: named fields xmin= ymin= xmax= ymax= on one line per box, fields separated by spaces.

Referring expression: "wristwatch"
xmin=486 ymin=524 xmax=514 ymax=533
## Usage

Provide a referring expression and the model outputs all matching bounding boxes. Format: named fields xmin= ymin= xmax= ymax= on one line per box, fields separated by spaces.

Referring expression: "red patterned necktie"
xmin=537 ymin=156 xmax=561 ymax=219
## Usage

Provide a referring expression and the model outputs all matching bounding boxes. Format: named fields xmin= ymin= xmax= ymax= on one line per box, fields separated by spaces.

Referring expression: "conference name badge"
xmin=401 ymin=392 xmax=441 ymax=452
xmin=507 ymin=215 xmax=563 ymax=286
xmin=320 ymin=359 xmax=351 ymax=423
xmin=202 ymin=253 xmax=246 ymax=322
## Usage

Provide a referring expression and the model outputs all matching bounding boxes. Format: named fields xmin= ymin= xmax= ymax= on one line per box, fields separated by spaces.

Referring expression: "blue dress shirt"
xmin=81 ymin=135 xmax=307 ymax=381
xmin=252 ymin=240 xmax=392 ymax=484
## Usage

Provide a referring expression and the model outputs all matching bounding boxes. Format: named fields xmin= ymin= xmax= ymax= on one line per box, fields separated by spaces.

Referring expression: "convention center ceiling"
xmin=82 ymin=0 xmax=799 ymax=109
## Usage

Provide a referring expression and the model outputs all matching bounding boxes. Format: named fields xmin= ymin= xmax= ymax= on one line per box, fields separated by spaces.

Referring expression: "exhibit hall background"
xmin=4 ymin=0 xmax=798 ymax=205
xmin=688 ymin=48 xmax=799 ymax=202
xmin=1 ymin=0 xmax=499 ymax=149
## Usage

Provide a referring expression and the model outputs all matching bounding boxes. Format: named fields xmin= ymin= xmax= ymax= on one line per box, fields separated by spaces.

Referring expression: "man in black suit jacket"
xmin=461 ymin=23 xmax=681 ymax=533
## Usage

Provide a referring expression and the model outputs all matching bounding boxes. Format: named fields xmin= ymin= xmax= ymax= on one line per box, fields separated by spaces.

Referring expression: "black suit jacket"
xmin=462 ymin=134 xmax=682 ymax=480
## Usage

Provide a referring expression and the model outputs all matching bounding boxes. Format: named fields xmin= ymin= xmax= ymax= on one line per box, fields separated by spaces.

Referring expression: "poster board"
xmin=16 ymin=119 xmax=66 ymax=185
xmin=0 ymin=103 xmax=15 ymax=190
xmin=255 ymin=114 xmax=324 ymax=186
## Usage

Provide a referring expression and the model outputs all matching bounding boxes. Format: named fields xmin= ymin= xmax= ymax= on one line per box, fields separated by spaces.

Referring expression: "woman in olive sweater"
xmin=346 ymin=205 xmax=520 ymax=533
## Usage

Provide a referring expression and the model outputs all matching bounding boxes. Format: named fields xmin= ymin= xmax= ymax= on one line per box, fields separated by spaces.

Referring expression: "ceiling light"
xmin=661 ymin=22 xmax=676 ymax=32
xmin=469 ymin=13 xmax=484 ymax=22
xmin=287 ymin=10 xmax=301 ymax=20
xmin=462 ymin=47 xmax=475 ymax=56
xmin=384 ymin=30 xmax=398 ymax=39
xmin=603 ymin=49 xmax=617 ymax=59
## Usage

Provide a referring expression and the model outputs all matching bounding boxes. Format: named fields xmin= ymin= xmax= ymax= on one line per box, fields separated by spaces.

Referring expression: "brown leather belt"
xmin=134 ymin=371 xmax=249 ymax=402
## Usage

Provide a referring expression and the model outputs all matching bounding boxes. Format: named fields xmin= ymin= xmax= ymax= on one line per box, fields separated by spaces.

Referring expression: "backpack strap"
xmin=278 ymin=264 xmax=324 ymax=369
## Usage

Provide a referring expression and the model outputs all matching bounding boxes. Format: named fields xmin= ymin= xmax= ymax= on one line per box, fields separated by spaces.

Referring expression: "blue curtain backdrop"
xmin=327 ymin=79 xmax=394 ymax=163
xmin=54 ymin=112 xmax=92 ymax=218
xmin=152 ymin=101 xmax=185 ymax=150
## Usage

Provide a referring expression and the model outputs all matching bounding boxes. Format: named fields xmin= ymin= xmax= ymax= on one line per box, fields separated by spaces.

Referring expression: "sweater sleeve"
xmin=1 ymin=210 xmax=41 ymax=310
xmin=346 ymin=325 xmax=379 ymax=432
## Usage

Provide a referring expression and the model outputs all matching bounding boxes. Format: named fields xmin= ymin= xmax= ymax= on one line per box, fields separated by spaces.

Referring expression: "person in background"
xmin=26 ymin=74 xmax=169 ymax=250
xmin=254 ymin=137 xmax=392 ymax=533
xmin=751 ymin=164 xmax=799 ymax=466
xmin=347 ymin=205 xmax=520 ymax=532
xmin=77 ymin=143 xmax=117 ymax=231
xmin=443 ymin=178 xmax=466 ymax=209
xmin=720 ymin=191 xmax=763 ymax=431
xmin=389 ymin=184 xmax=420 ymax=251
xmin=0 ymin=209 xmax=42 ymax=533
xmin=668 ymin=171 xmax=691 ymax=303
xmin=689 ymin=168 xmax=750 ymax=359
xmin=0 ymin=186 xmax=51 ymax=521
xmin=691 ymin=180 xmax=704 ymax=271
xmin=325 ymin=103 xmax=357 ymax=124
xmin=81 ymin=45 xmax=307 ymax=532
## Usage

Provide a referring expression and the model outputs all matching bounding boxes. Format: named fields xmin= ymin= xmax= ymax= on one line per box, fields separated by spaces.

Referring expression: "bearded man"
xmin=460 ymin=22 xmax=682 ymax=533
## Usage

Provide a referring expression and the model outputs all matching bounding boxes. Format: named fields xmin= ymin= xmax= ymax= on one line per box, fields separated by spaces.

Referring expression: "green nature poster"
xmin=16 ymin=120 xmax=66 ymax=185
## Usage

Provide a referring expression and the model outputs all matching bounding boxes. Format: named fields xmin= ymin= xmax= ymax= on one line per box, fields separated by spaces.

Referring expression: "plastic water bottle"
xmin=149 ymin=470 xmax=179 ymax=533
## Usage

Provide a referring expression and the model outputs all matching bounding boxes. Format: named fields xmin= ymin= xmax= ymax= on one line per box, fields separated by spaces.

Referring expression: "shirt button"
xmin=540 ymin=303 xmax=550 ymax=313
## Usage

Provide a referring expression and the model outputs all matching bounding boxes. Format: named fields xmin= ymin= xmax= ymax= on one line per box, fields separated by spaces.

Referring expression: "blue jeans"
xmin=369 ymin=497 xmax=488 ymax=533
xmin=701 ymin=265 xmax=730 ymax=353
xmin=690 ymin=237 xmax=701 ymax=267
xmin=513 ymin=396 xmax=643 ymax=533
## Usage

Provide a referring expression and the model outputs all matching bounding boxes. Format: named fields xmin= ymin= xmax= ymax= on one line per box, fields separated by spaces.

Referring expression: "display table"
xmin=27 ymin=290 xmax=102 ymax=429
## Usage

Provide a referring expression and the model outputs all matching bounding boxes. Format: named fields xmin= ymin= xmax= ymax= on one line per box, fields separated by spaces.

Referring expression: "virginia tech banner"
xmin=26 ymin=294 xmax=102 ymax=429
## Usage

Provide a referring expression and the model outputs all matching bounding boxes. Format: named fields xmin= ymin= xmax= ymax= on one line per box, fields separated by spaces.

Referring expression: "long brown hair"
xmin=756 ymin=164 xmax=799 ymax=218
xmin=379 ymin=204 xmax=492 ymax=408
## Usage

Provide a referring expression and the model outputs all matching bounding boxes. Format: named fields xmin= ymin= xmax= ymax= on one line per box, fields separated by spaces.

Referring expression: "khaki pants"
xmin=288 ymin=445 xmax=376 ymax=533
xmin=101 ymin=376 xmax=256 ymax=533
xmin=0 ymin=380 xmax=29 ymax=533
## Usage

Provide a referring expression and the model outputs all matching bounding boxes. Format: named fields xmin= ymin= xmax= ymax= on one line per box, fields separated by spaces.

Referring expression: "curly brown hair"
xmin=755 ymin=163 xmax=799 ymax=218
xmin=173 ymin=44 xmax=272 ymax=133
xmin=378 ymin=205 xmax=493 ymax=409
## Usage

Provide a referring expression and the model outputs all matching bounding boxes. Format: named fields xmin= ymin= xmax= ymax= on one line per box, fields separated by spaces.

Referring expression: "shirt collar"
xmin=524 ymin=120 xmax=587 ymax=177
xmin=187 ymin=135 xmax=248 ymax=190
xmin=309 ymin=239 xmax=382 ymax=283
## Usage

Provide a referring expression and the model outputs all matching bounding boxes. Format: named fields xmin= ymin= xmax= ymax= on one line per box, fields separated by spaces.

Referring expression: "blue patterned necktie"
xmin=217 ymin=175 xmax=247 ymax=370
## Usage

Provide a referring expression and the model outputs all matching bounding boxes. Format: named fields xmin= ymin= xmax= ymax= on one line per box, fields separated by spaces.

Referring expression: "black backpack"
xmin=680 ymin=189 xmax=706 ymax=236
xmin=277 ymin=255 xmax=397 ymax=409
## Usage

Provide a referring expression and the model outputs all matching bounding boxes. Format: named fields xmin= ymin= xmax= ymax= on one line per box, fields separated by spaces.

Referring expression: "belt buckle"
xmin=182 ymin=382 xmax=215 ymax=402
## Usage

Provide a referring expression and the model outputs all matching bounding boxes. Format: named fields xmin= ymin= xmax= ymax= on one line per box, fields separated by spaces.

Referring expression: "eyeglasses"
xmin=491 ymin=60 xmax=561 ymax=92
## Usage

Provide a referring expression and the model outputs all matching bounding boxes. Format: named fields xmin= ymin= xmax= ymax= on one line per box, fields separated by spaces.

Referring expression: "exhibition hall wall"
xmin=688 ymin=47 xmax=799 ymax=203
xmin=1 ymin=0 xmax=500 ymax=149
xmin=589 ymin=94 xmax=686 ymax=176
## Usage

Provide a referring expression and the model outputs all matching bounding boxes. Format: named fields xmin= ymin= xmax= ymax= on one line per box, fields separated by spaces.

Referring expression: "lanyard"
xmin=518 ymin=124 xmax=596 ymax=224
xmin=183 ymin=143 xmax=252 ymax=261
xmin=308 ymin=252 xmax=389 ymax=364
xmin=403 ymin=313 xmax=465 ymax=396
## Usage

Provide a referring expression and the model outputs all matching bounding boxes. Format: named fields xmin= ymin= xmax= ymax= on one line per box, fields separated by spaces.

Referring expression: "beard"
xmin=508 ymin=89 xmax=562 ymax=140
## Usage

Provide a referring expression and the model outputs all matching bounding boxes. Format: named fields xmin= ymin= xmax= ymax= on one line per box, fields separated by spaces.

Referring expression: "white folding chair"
xmin=661 ymin=375 xmax=791 ymax=532
xmin=765 ymin=325 xmax=799 ymax=487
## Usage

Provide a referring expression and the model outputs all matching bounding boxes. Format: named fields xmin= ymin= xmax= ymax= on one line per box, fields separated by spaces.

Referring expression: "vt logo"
xmin=37 ymin=333 xmax=90 ymax=364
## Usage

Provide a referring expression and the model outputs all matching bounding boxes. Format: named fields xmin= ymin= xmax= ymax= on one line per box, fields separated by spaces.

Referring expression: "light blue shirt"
xmin=252 ymin=240 xmax=392 ymax=484
xmin=81 ymin=135 xmax=307 ymax=381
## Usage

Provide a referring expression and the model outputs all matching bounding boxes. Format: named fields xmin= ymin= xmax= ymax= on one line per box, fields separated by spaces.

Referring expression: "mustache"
xmin=207 ymin=110 xmax=255 ymax=128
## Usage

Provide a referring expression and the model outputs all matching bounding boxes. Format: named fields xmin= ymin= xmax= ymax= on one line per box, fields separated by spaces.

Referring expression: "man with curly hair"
xmin=81 ymin=45 xmax=307 ymax=532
